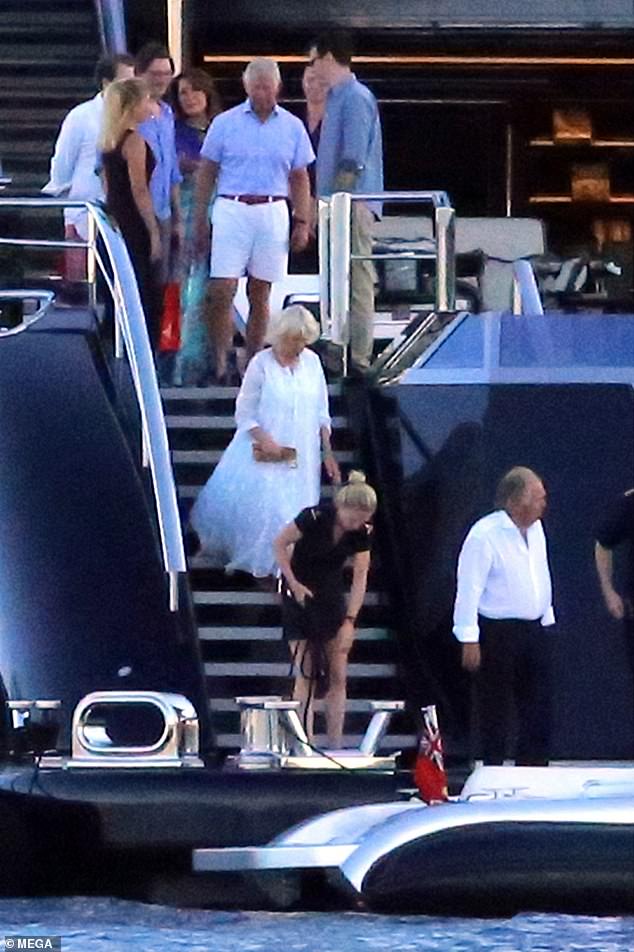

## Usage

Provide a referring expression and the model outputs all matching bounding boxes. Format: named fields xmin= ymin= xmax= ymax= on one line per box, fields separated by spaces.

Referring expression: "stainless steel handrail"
xmin=94 ymin=0 xmax=127 ymax=53
xmin=0 ymin=290 xmax=54 ymax=337
xmin=512 ymin=259 xmax=544 ymax=316
xmin=323 ymin=190 xmax=456 ymax=351
xmin=0 ymin=197 xmax=186 ymax=610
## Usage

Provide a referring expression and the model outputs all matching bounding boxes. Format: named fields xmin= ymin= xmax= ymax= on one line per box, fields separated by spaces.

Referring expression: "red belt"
xmin=220 ymin=194 xmax=287 ymax=205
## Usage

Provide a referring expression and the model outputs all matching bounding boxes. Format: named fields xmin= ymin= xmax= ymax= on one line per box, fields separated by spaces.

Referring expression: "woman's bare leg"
xmin=324 ymin=625 xmax=356 ymax=748
xmin=289 ymin=640 xmax=314 ymax=740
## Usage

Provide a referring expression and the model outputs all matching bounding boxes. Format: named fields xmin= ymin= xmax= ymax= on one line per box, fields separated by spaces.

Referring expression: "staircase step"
xmin=161 ymin=382 xmax=342 ymax=400
xmin=3 ymin=0 xmax=90 ymax=7
xmin=173 ymin=448 xmax=355 ymax=466
xmin=180 ymin=482 xmax=337 ymax=501
xmin=205 ymin=662 xmax=396 ymax=677
xmin=209 ymin=697 xmax=401 ymax=712
xmin=0 ymin=44 xmax=96 ymax=62
xmin=0 ymin=80 xmax=94 ymax=96
xmin=4 ymin=19 xmax=93 ymax=37
xmin=1 ymin=140 xmax=55 ymax=157
xmin=214 ymin=733 xmax=416 ymax=751
xmin=199 ymin=625 xmax=391 ymax=641
xmin=193 ymin=590 xmax=383 ymax=606
xmin=165 ymin=414 xmax=347 ymax=430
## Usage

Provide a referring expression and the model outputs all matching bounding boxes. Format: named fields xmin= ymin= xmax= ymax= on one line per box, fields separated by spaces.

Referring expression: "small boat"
xmin=193 ymin=763 xmax=634 ymax=914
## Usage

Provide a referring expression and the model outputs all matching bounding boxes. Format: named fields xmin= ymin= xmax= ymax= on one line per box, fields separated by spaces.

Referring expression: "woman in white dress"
xmin=190 ymin=305 xmax=341 ymax=577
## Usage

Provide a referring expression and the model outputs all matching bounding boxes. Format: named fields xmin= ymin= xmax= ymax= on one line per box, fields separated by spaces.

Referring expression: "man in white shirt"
xmin=43 ymin=53 xmax=135 ymax=281
xmin=453 ymin=466 xmax=555 ymax=765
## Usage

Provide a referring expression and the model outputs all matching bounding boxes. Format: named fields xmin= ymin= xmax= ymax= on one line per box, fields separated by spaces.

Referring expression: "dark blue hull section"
xmin=0 ymin=315 xmax=211 ymax=751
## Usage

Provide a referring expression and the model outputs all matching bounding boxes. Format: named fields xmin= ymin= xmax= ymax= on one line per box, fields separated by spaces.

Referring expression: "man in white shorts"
xmin=192 ymin=58 xmax=313 ymax=382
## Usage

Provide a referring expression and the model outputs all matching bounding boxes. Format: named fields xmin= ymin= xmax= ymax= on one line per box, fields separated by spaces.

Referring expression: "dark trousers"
xmin=476 ymin=615 xmax=552 ymax=766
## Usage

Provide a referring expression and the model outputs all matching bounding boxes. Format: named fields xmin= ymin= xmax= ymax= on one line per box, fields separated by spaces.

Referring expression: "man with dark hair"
xmin=135 ymin=42 xmax=182 ymax=288
xmin=453 ymin=466 xmax=556 ymax=765
xmin=310 ymin=31 xmax=383 ymax=373
xmin=43 ymin=53 xmax=135 ymax=255
xmin=94 ymin=53 xmax=135 ymax=89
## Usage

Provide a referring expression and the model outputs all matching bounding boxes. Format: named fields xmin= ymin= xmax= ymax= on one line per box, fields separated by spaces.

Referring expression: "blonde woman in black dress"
xmin=100 ymin=78 xmax=162 ymax=346
xmin=274 ymin=471 xmax=377 ymax=748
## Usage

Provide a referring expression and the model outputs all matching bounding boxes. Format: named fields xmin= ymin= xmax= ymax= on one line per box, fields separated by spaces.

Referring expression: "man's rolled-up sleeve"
xmin=292 ymin=124 xmax=315 ymax=170
xmin=453 ymin=532 xmax=492 ymax=643
xmin=43 ymin=112 xmax=81 ymax=196
xmin=200 ymin=116 xmax=224 ymax=164
xmin=340 ymin=94 xmax=374 ymax=173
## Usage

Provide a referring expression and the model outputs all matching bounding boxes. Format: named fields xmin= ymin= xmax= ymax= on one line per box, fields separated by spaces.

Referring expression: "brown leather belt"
xmin=219 ymin=194 xmax=287 ymax=205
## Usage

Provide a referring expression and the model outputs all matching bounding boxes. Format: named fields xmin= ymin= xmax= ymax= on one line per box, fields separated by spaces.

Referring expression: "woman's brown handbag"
xmin=252 ymin=443 xmax=297 ymax=465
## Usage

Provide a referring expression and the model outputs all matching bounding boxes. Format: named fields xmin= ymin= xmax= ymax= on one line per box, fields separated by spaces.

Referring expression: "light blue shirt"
xmin=201 ymin=100 xmax=315 ymax=197
xmin=138 ymin=101 xmax=182 ymax=221
xmin=316 ymin=74 xmax=383 ymax=216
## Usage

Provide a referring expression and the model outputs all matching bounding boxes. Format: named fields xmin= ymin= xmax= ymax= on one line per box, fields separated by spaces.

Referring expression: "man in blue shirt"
xmin=135 ymin=43 xmax=183 ymax=288
xmin=310 ymin=32 xmax=384 ymax=373
xmin=192 ymin=58 xmax=313 ymax=383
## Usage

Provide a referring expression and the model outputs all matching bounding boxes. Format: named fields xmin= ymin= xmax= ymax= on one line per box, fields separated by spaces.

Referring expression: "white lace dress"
xmin=190 ymin=346 xmax=331 ymax=577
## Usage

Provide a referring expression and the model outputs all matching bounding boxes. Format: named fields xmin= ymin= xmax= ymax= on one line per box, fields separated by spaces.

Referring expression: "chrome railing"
xmin=94 ymin=0 xmax=127 ymax=53
xmin=0 ymin=198 xmax=186 ymax=610
xmin=512 ymin=258 xmax=544 ymax=316
xmin=0 ymin=290 xmax=54 ymax=336
xmin=319 ymin=190 xmax=456 ymax=351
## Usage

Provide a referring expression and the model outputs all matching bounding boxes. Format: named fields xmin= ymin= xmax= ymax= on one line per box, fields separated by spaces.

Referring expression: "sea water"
xmin=0 ymin=899 xmax=632 ymax=951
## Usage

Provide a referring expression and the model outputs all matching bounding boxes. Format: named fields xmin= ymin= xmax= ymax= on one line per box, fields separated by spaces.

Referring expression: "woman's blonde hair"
xmin=335 ymin=470 xmax=377 ymax=513
xmin=265 ymin=304 xmax=320 ymax=347
xmin=100 ymin=78 xmax=148 ymax=152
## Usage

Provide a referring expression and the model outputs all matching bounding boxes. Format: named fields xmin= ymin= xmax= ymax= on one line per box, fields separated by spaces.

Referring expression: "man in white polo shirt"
xmin=453 ymin=466 xmax=556 ymax=765
xmin=192 ymin=58 xmax=313 ymax=383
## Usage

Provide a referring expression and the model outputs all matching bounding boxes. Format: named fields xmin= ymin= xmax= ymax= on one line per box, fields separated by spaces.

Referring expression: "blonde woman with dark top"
xmin=274 ymin=471 xmax=377 ymax=748
xmin=100 ymin=78 xmax=161 ymax=345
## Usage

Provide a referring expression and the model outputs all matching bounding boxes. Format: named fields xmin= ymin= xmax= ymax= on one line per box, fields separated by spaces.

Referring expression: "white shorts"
xmin=210 ymin=197 xmax=289 ymax=283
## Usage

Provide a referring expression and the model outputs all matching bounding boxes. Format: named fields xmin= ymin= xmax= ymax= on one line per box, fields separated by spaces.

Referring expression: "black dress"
xmin=281 ymin=504 xmax=372 ymax=643
xmin=102 ymin=130 xmax=161 ymax=347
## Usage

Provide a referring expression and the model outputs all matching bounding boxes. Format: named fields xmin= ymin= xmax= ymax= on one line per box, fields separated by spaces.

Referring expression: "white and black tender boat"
xmin=194 ymin=763 xmax=634 ymax=913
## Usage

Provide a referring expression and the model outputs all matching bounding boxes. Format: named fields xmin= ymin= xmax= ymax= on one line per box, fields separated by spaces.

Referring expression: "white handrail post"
xmin=167 ymin=0 xmax=184 ymax=72
xmin=512 ymin=273 xmax=522 ymax=315
xmin=318 ymin=198 xmax=331 ymax=339
xmin=86 ymin=210 xmax=98 ymax=311
xmin=329 ymin=191 xmax=352 ymax=370
xmin=435 ymin=205 xmax=456 ymax=312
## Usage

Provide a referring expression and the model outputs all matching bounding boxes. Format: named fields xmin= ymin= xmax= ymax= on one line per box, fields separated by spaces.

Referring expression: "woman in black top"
xmin=274 ymin=471 xmax=377 ymax=748
xmin=100 ymin=78 xmax=162 ymax=347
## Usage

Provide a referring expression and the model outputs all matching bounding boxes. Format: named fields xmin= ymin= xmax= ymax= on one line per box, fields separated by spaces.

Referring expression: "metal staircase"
xmin=162 ymin=381 xmax=414 ymax=754
xmin=0 ymin=0 xmax=99 ymax=196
